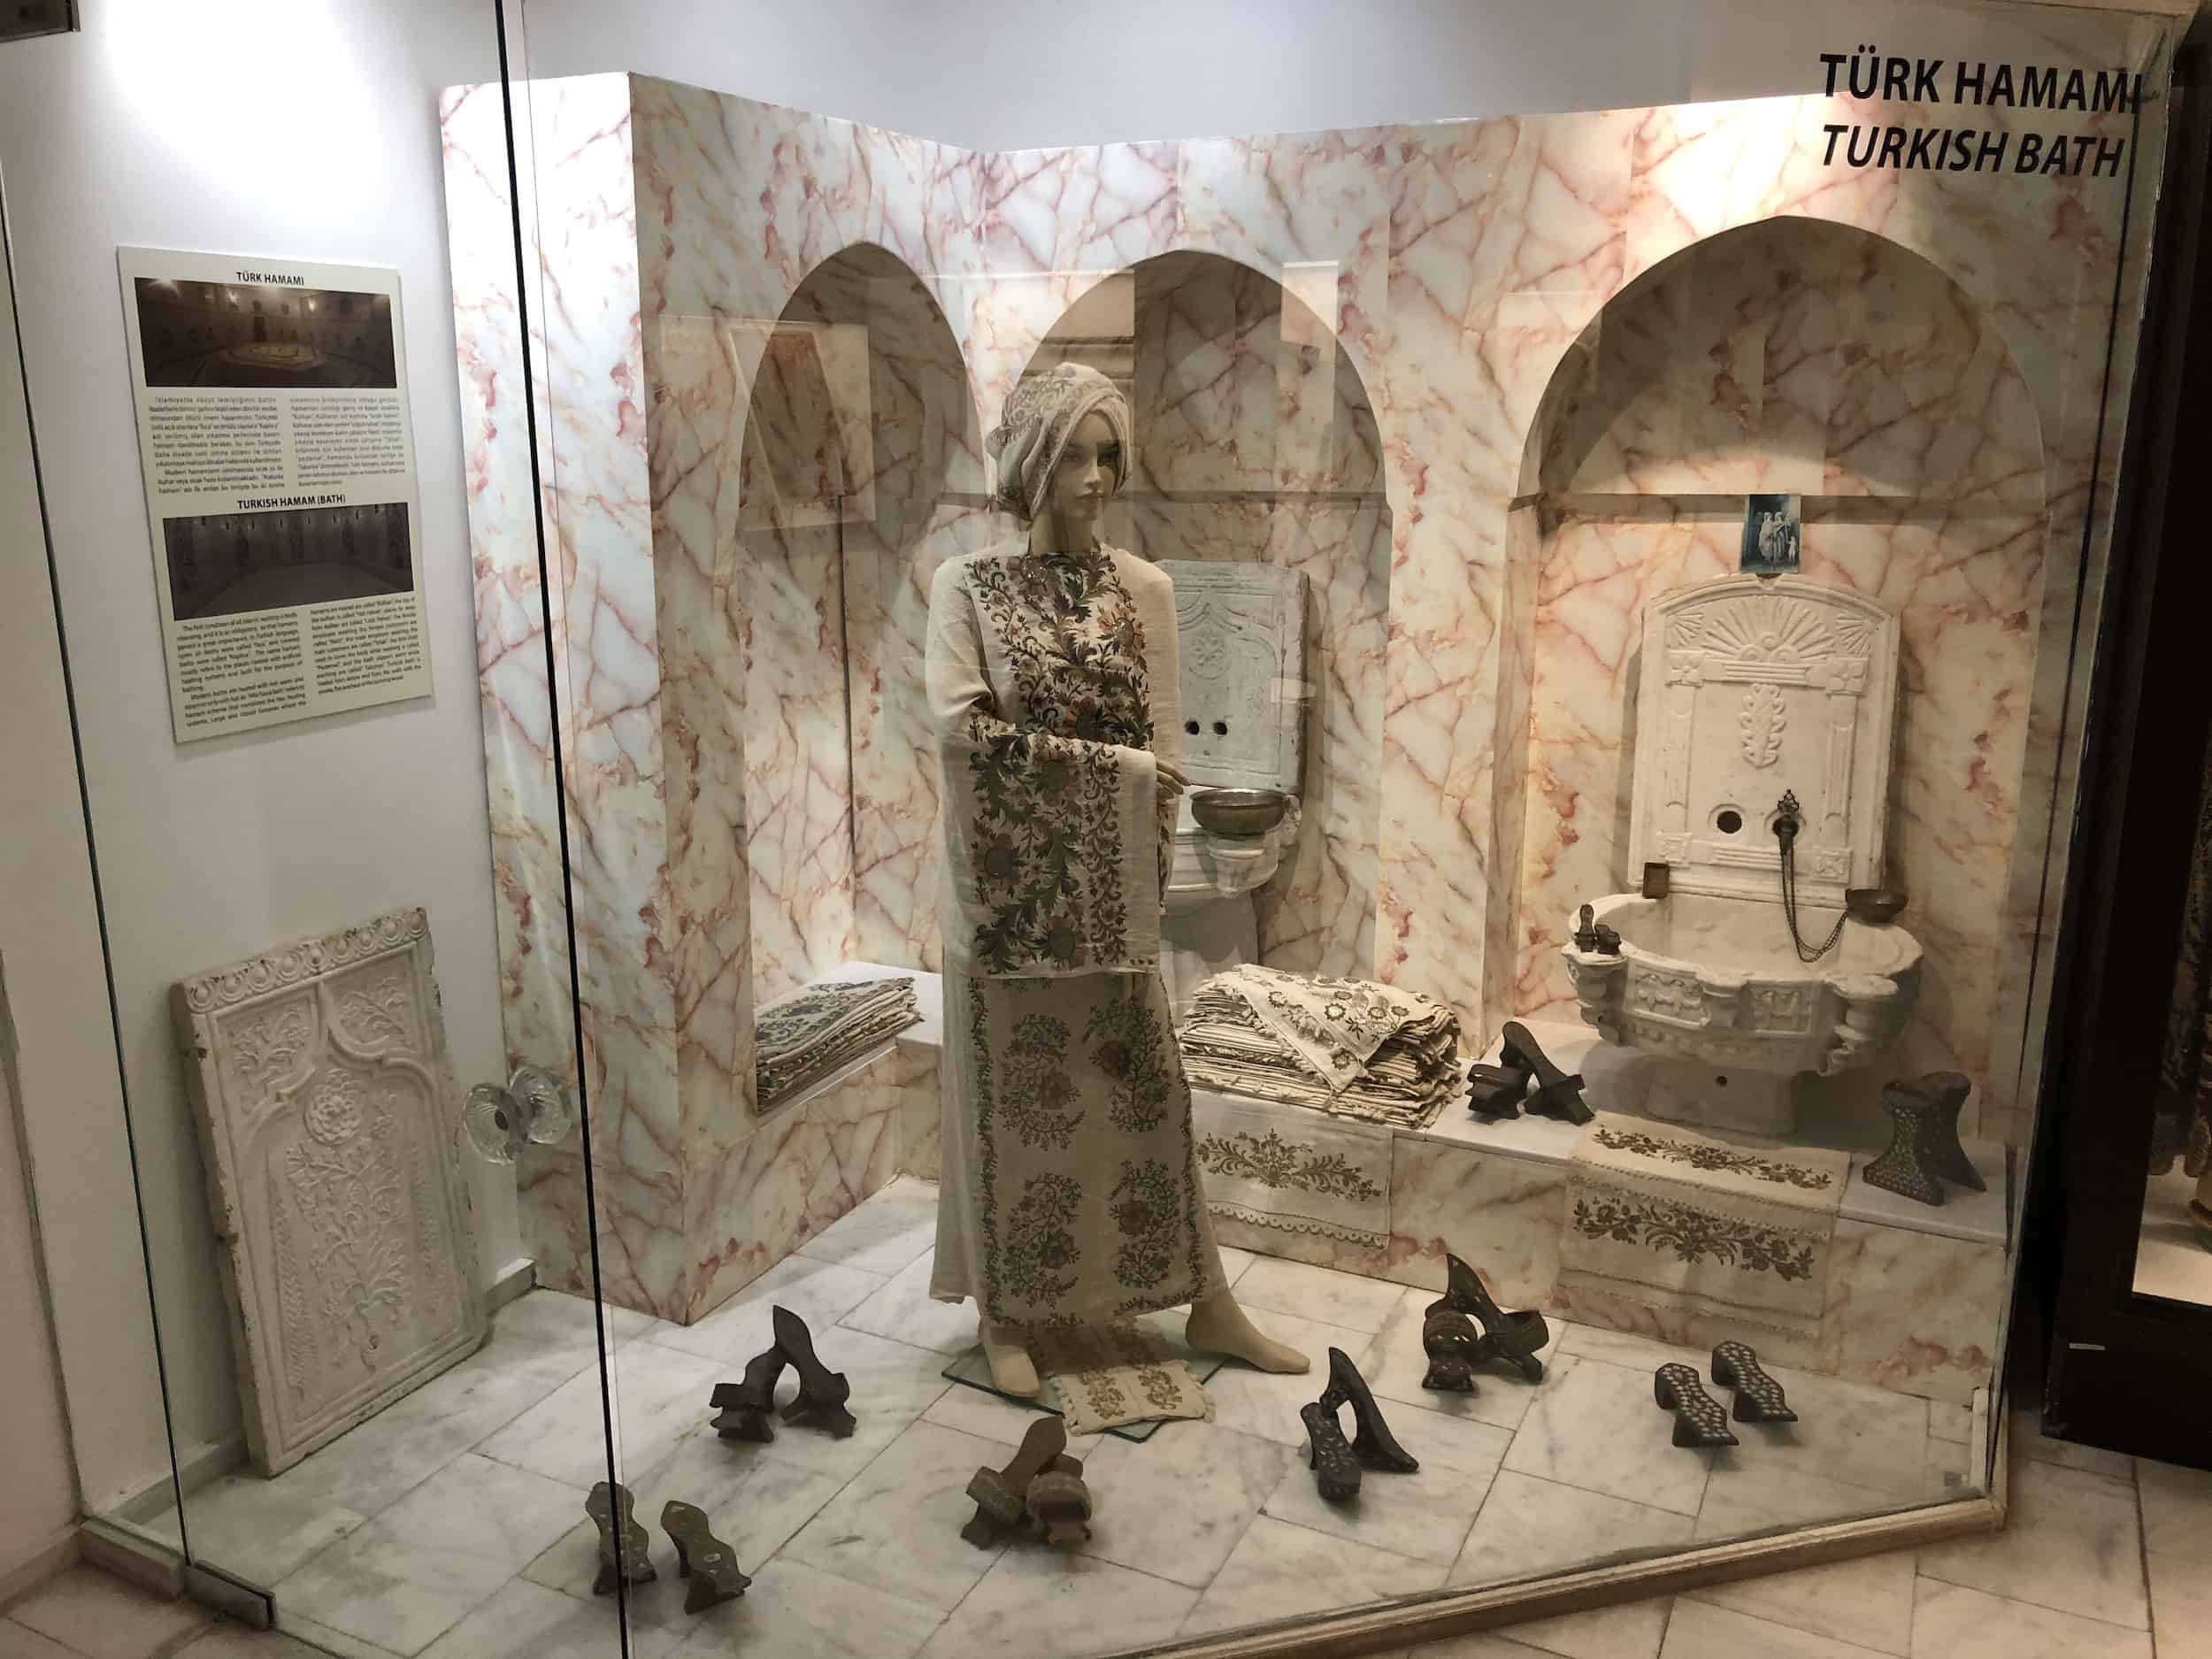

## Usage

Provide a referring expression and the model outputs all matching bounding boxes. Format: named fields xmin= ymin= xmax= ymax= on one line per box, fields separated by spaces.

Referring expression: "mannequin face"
xmin=1041 ymin=411 xmax=1121 ymax=545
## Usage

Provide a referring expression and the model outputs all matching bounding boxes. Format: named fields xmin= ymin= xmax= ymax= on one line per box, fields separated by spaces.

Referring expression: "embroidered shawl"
xmin=926 ymin=543 xmax=1225 ymax=1325
xmin=929 ymin=542 xmax=1172 ymax=979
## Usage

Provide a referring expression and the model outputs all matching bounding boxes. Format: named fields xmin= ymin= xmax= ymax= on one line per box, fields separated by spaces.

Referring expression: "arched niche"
xmin=736 ymin=241 xmax=980 ymax=1008
xmin=1524 ymin=216 xmax=2045 ymax=507
xmin=1495 ymin=217 xmax=2047 ymax=1137
xmin=1019 ymin=250 xmax=1390 ymax=980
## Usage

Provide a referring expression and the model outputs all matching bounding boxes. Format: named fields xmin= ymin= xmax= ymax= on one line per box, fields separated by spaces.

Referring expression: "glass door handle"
xmin=462 ymin=1064 xmax=576 ymax=1164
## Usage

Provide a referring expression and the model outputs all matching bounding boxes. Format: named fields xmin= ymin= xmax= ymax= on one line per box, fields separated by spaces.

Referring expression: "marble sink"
xmin=1563 ymin=889 xmax=1922 ymax=1132
xmin=1563 ymin=575 xmax=1921 ymax=1134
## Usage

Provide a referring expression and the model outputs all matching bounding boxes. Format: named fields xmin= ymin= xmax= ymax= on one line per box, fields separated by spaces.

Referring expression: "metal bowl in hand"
xmin=1188 ymin=787 xmax=1289 ymax=839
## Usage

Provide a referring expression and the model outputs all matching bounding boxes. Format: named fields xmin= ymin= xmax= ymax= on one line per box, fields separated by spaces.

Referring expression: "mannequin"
xmin=925 ymin=363 xmax=1306 ymax=1395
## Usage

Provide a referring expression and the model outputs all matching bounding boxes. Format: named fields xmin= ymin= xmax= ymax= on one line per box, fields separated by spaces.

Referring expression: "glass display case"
xmin=2027 ymin=27 xmax=2212 ymax=1473
xmin=0 ymin=5 xmax=622 ymax=1652
xmin=0 ymin=1 xmax=2195 ymax=1655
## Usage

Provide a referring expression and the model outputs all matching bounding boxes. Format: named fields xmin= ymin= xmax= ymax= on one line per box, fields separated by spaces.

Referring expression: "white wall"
xmin=0 ymin=0 xmax=2161 ymax=1515
xmin=0 ymin=4 xmax=511 ymax=1509
xmin=0 ymin=148 xmax=161 ymax=1524
xmin=0 ymin=237 xmax=81 ymax=1574
xmin=505 ymin=0 xmax=1747 ymax=144
xmin=503 ymin=0 xmax=2087 ymax=150
xmin=0 ymin=967 xmax=78 ymax=1583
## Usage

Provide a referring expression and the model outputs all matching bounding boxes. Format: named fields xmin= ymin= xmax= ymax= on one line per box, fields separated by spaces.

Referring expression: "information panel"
xmin=118 ymin=247 xmax=432 ymax=742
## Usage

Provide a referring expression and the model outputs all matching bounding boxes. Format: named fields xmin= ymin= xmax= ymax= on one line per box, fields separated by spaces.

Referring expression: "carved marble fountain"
xmin=1158 ymin=558 xmax=1310 ymax=1016
xmin=1563 ymin=574 xmax=1923 ymax=1136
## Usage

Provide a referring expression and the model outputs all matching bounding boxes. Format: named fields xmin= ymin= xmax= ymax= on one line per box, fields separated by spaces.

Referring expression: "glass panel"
xmin=480 ymin=0 xmax=2177 ymax=1653
xmin=0 ymin=7 xmax=623 ymax=1655
xmin=1 ymin=159 xmax=180 ymax=1579
xmin=2136 ymin=745 xmax=2212 ymax=1308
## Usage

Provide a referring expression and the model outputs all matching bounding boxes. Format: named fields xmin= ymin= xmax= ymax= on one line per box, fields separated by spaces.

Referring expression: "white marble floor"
xmin=7 ymin=1416 xmax=2201 ymax=1659
xmin=135 ymin=1179 xmax=2039 ymax=1659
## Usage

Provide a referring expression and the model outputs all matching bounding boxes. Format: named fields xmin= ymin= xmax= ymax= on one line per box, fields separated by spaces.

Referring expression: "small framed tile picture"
xmin=1741 ymin=493 xmax=1801 ymax=576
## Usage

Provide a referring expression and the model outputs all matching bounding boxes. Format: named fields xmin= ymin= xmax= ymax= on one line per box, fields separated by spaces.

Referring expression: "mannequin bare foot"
xmin=979 ymin=1317 xmax=1040 ymax=1396
xmin=1185 ymin=1290 xmax=1310 ymax=1374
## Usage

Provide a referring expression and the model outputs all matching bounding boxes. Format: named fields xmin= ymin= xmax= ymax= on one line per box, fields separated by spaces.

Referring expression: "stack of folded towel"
xmin=754 ymin=975 xmax=921 ymax=1114
xmin=1179 ymin=964 xmax=1462 ymax=1129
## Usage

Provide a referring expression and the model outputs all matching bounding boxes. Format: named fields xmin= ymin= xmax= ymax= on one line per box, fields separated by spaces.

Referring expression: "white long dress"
xmin=925 ymin=541 xmax=1227 ymax=1325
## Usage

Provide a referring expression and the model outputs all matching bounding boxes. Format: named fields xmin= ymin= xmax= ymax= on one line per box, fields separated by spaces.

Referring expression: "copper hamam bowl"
xmin=1189 ymin=787 xmax=1290 ymax=838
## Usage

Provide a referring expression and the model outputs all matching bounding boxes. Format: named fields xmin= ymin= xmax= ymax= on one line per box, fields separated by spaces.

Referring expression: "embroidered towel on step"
xmin=1559 ymin=1112 xmax=1848 ymax=1340
xmin=1191 ymin=1089 xmax=1392 ymax=1250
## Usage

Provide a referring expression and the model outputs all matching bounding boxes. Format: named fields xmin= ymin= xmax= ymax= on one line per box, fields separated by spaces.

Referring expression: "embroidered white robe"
xmin=926 ymin=541 xmax=1226 ymax=1325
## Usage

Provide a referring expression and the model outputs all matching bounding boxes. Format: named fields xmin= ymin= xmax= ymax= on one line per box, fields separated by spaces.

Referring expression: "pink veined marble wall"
xmin=810 ymin=249 xmax=991 ymax=982
xmin=442 ymin=73 xmax=999 ymax=1319
xmin=442 ymin=74 xmax=654 ymax=1303
xmin=1502 ymin=219 xmax=2049 ymax=1135
xmin=735 ymin=292 xmax=864 ymax=1008
xmin=1122 ymin=251 xmax=1388 ymax=980
xmin=445 ymin=10 xmax=2172 ymax=1314
xmin=949 ymin=58 xmax=2157 ymax=1143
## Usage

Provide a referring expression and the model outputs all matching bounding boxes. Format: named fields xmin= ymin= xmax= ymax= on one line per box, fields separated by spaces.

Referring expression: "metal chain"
xmin=1776 ymin=794 xmax=1847 ymax=962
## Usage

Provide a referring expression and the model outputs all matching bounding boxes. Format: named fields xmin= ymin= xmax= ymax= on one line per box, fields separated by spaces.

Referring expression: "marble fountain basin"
xmin=1165 ymin=792 xmax=1299 ymax=907
xmin=1563 ymin=891 xmax=1921 ymax=1133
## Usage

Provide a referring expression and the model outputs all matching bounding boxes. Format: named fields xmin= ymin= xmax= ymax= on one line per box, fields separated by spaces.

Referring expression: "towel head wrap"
xmin=985 ymin=361 xmax=1133 ymax=523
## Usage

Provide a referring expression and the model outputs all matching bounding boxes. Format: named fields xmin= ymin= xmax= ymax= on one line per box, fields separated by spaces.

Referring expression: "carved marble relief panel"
xmin=1634 ymin=576 xmax=1899 ymax=904
xmin=1160 ymin=559 xmax=1309 ymax=795
xmin=173 ymin=908 xmax=485 ymax=1476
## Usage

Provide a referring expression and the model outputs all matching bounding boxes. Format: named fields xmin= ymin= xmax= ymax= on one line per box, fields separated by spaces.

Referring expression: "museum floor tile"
xmin=75 ymin=1178 xmax=2191 ymax=1659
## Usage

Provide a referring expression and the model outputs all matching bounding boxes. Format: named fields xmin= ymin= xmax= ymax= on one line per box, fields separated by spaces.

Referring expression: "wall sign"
xmin=0 ymin=1 xmax=73 ymax=44
xmin=1816 ymin=47 xmax=2140 ymax=178
xmin=118 ymin=247 xmax=432 ymax=742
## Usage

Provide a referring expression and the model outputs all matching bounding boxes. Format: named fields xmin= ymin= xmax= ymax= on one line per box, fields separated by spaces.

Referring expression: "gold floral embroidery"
xmin=1001 ymin=1172 xmax=1085 ymax=1307
xmin=959 ymin=552 xmax=1161 ymax=973
xmin=1109 ymin=1159 xmax=1179 ymax=1291
xmin=753 ymin=977 xmax=919 ymax=1114
xmin=1001 ymin=1012 xmax=1081 ymax=1150
xmin=1086 ymin=984 xmax=1178 ymax=1134
xmin=1591 ymin=1126 xmax=1835 ymax=1191
xmin=1571 ymin=1193 xmax=1818 ymax=1280
xmin=1194 ymin=1127 xmax=1386 ymax=1202
xmin=1028 ymin=1325 xmax=1210 ymax=1432
xmin=1259 ymin=975 xmax=1407 ymax=1074
xmin=1135 ymin=1354 xmax=1187 ymax=1413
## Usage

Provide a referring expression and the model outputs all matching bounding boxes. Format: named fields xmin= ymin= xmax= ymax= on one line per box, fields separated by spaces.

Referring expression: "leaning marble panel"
xmin=172 ymin=907 xmax=486 ymax=1476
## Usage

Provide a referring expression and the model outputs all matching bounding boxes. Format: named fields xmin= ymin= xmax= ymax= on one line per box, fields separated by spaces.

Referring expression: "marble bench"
xmin=833 ymin=965 xmax=2003 ymax=1408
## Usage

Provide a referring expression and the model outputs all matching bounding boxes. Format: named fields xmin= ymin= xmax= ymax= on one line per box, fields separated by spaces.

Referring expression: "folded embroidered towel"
xmin=1031 ymin=1323 xmax=1212 ymax=1435
xmin=1207 ymin=964 xmax=1446 ymax=1091
xmin=1179 ymin=965 xmax=1460 ymax=1128
xmin=754 ymin=975 xmax=921 ymax=1114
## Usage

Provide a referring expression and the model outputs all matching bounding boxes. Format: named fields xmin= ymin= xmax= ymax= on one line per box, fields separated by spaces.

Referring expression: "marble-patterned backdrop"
xmin=734 ymin=266 xmax=872 ymax=1008
xmin=1502 ymin=219 xmax=2048 ymax=1127
xmin=1123 ymin=251 xmax=1388 ymax=980
xmin=844 ymin=248 xmax=1391 ymax=987
xmin=441 ymin=74 xmax=674 ymax=1311
xmin=445 ymin=8 xmax=2173 ymax=1313
xmin=818 ymin=249 xmax=989 ymax=982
